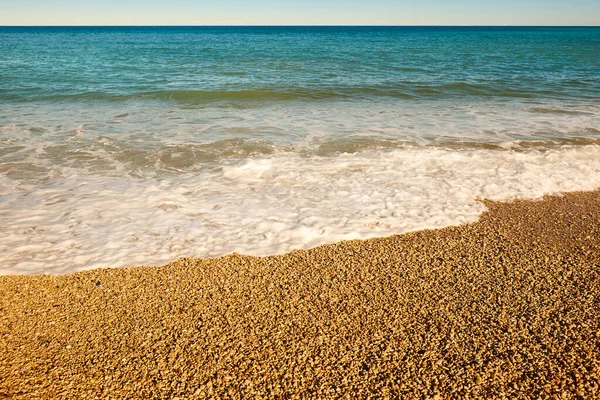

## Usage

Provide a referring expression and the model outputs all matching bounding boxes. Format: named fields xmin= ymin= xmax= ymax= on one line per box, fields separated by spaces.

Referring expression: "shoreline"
xmin=5 ymin=143 xmax=600 ymax=276
xmin=2 ymin=189 xmax=600 ymax=398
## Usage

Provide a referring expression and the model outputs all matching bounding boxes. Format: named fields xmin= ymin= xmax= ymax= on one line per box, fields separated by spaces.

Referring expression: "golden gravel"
xmin=2 ymin=190 xmax=600 ymax=399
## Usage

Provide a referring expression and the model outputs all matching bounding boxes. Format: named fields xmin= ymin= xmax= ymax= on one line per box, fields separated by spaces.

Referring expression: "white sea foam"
xmin=2 ymin=145 xmax=600 ymax=275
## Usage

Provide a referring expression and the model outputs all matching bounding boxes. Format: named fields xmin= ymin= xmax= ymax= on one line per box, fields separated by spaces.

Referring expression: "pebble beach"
xmin=2 ymin=189 xmax=599 ymax=399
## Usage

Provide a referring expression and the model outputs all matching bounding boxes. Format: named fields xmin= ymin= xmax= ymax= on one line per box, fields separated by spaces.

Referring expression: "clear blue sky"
xmin=1 ymin=0 xmax=598 ymax=26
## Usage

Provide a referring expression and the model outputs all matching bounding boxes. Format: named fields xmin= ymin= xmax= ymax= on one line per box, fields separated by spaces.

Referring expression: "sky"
xmin=0 ymin=0 xmax=598 ymax=26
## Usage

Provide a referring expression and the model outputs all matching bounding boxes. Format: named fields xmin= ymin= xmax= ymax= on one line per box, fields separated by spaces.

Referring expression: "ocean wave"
xmin=3 ymin=82 xmax=592 ymax=104
xmin=4 ymin=136 xmax=600 ymax=182
xmin=3 ymin=144 xmax=600 ymax=274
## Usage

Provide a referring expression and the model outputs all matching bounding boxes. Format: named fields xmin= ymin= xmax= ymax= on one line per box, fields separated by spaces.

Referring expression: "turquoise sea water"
xmin=1 ymin=27 xmax=600 ymax=274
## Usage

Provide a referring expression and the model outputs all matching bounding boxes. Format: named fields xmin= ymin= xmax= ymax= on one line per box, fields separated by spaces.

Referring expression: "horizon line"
xmin=1 ymin=24 xmax=599 ymax=27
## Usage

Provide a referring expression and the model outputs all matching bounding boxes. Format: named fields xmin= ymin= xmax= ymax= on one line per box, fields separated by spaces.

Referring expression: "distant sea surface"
xmin=1 ymin=26 xmax=599 ymax=274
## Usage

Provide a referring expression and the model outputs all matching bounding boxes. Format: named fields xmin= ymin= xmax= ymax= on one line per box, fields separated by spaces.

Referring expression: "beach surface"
xmin=1 ymin=189 xmax=600 ymax=399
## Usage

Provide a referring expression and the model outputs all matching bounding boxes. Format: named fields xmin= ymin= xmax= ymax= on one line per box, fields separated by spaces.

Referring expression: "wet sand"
xmin=1 ymin=190 xmax=600 ymax=399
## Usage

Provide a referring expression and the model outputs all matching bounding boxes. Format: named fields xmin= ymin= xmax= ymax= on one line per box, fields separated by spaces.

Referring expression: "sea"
xmin=1 ymin=26 xmax=599 ymax=274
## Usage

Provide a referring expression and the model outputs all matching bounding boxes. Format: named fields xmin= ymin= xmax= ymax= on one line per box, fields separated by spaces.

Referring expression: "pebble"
xmin=1 ymin=189 xmax=600 ymax=398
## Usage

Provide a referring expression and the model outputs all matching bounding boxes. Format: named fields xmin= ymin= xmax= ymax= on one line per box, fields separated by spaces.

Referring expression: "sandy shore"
xmin=1 ymin=190 xmax=600 ymax=399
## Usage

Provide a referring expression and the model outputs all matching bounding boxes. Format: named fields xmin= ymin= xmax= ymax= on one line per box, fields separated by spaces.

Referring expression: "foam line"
xmin=2 ymin=145 xmax=600 ymax=274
